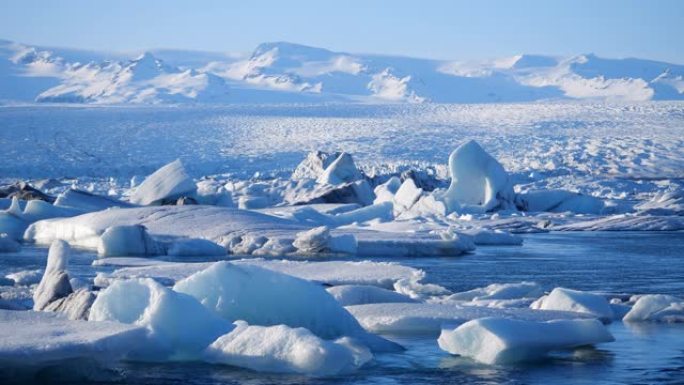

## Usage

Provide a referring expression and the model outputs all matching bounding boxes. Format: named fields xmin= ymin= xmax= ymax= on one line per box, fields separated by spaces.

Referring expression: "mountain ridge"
xmin=1 ymin=39 xmax=682 ymax=104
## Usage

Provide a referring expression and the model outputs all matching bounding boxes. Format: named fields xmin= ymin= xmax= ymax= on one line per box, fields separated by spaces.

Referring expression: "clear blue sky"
xmin=2 ymin=0 xmax=683 ymax=63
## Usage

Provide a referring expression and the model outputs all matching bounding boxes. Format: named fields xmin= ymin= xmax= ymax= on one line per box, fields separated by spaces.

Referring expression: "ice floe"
xmin=530 ymin=288 xmax=615 ymax=322
xmin=623 ymin=294 xmax=684 ymax=323
xmin=346 ymin=302 xmax=593 ymax=335
xmin=173 ymin=261 xmax=400 ymax=352
xmin=204 ymin=321 xmax=372 ymax=375
xmin=129 ymin=159 xmax=197 ymax=205
xmin=0 ymin=309 xmax=146 ymax=367
xmin=438 ymin=317 xmax=614 ymax=364
xmin=328 ymin=285 xmax=416 ymax=306
xmin=89 ymin=278 xmax=234 ymax=359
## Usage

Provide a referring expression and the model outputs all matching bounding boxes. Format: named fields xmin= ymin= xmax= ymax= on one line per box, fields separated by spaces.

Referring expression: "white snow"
xmin=204 ymin=321 xmax=372 ymax=375
xmin=293 ymin=226 xmax=331 ymax=253
xmin=439 ymin=140 xmax=515 ymax=213
xmin=129 ymin=159 xmax=196 ymax=205
xmin=437 ymin=317 xmax=614 ymax=364
xmin=530 ymin=288 xmax=614 ymax=322
xmin=89 ymin=278 xmax=234 ymax=359
xmin=623 ymin=294 xmax=684 ymax=323
xmin=0 ymin=309 xmax=146 ymax=367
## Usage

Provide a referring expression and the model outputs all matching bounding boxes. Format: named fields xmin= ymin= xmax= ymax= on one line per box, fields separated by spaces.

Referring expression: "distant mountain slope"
xmin=1 ymin=39 xmax=682 ymax=104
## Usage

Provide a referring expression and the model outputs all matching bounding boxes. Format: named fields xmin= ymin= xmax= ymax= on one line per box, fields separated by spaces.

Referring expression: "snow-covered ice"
xmin=623 ymin=294 xmax=684 ymax=323
xmin=438 ymin=317 xmax=614 ymax=364
xmin=173 ymin=261 xmax=399 ymax=352
xmin=530 ymin=288 xmax=615 ymax=322
xmin=327 ymin=285 xmax=416 ymax=306
xmin=89 ymin=278 xmax=234 ymax=359
xmin=0 ymin=309 xmax=146 ymax=367
xmin=129 ymin=159 xmax=196 ymax=205
xmin=204 ymin=321 xmax=372 ymax=375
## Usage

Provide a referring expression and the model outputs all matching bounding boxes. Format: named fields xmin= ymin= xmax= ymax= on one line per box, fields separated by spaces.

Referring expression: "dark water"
xmin=2 ymin=232 xmax=684 ymax=385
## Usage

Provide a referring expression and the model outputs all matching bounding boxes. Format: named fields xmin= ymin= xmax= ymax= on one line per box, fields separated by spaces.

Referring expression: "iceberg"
xmin=33 ymin=240 xmax=73 ymax=311
xmin=173 ymin=262 xmax=398 ymax=352
xmin=89 ymin=278 xmax=234 ymax=359
xmin=54 ymin=188 xmax=134 ymax=212
xmin=439 ymin=140 xmax=515 ymax=213
xmin=437 ymin=317 xmax=614 ymax=364
xmin=97 ymin=225 xmax=163 ymax=257
xmin=530 ymin=288 xmax=614 ymax=322
xmin=316 ymin=152 xmax=363 ymax=185
xmin=26 ymin=205 xmax=471 ymax=257
xmin=129 ymin=159 xmax=197 ymax=205
xmin=447 ymin=281 xmax=543 ymax=302
xmin=623 ymin=294 xmax=684 ymax=323
xmin=327 ymin=284 xmax=416 ymax=306
xmin=204 ymin=321 xmax=372 ymax=375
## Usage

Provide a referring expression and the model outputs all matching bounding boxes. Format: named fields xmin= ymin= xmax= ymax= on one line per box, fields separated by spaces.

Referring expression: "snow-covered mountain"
xmin=1 ymin=39 xmax=683 ymax=104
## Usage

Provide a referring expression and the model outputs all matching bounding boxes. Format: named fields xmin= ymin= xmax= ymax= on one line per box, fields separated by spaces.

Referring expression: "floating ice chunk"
xmin=440 ymin=140 xmax=514 ymax=213
xmin=174 ymin=262 xmax=362 ymax=339
xmin=174 ymin=262 xmax=400 ymax=352
xmin=293 ymin=226 xmax=358 ymax=255
xmin=89 ymin=278 xmax=234 ymax=358
xmin=204 ymin=321 xmax=372 ymax=376
xmin=5 ymin=269 xmax=42 ymax=286
xmin=292 ymin=151 xmax=341 ymax=180
xmin=437 ymin=317 xmax=614 ymax=364
xmin=0 ymin=233 xmax=21 ymax=253
xmin=394 ymin=277 xmax=450 ymax=300
xmin=0 ymin=309 xmax=146 ymax=367
xmin=328 ymin=285 xmax=416 ymax=306
xmin=21 ymin=199 xmax=83 ymax=222
xmin=195 ymin=180 xmax=234 ymax=207
xmin=373 ymin=176 xmax=401 ymax=205
xmin=33 ymin=240 xmax=73 ymax=311
xmin=531 ymin=288 xmax=614 ymax=322
xmin=167 ymin=238 xmax=226 ymax=256
xmin=129 ymin=159 xmax=197 ymax=205
xmin=54 ymin=188 xmax=134 ymax=211
xmin=0 ymin=198 xmax=28 ymax=241
xmin=97 ymin=225 xmax=163 ymax=257
xmin=448 ymin=282 xmax=543 ymax=302
xmin=515 ymin=190 xmax=604 ymax=214
xmin=330 ymin=202 xmax=393 ymax=226
xmin=623 ymin=294 xmax=684 ymax=323
xmin=393 ymin=178 xmax=422 ymax=212
xmin=347 ymin=302 xmax=592 ymax=335
xmin=317 ymin=152 xmax=363 ymax=185
xmin=293 ymin=226 xmax=330 ymax=253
